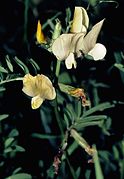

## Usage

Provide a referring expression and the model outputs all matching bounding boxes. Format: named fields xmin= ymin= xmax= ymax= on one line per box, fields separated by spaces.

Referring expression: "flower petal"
xmin=73 ymin=34 xmax=87 ymax=57
xmin=52 ymin=34 xmax=74 ymax=60
xmin=76 ymin=19 xmax=105 ymax=54
xmin=36 ymin=20 xmax=46 ymax=44
xmin=22 ymin=74 xmax=56 ymax=101
xmin=88 ymin=43 xmax=107 ymax=60
xmin=39 ymin=74 xmax=56 ymax=100
xmin=22 ymin=74 xmax=40 ymax=97
xmin=82 ymin=19 xmax=105 ymax=52
xmin=33 ymin=74 xmax=56 ymax=100
xmin=31 ymin=96 xmax=44 ymax=109
xmin=65 ymin=53 xmax=77 ymax=69
xmin=70 ymin=33 xmax=85 ymax=52
xmin=70 ymin=7 xmax=89 ymax=34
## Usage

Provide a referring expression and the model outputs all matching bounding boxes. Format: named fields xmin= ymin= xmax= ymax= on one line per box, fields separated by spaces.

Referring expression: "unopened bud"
xmin=52 ymin=19 xmax=62 ymax=40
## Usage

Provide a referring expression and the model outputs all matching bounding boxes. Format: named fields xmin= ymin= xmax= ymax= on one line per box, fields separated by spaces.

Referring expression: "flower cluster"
xmin=22 ymin=6 xmax=106 ymax=109
xmin=52 ymin=7 xmax=106 ymax=69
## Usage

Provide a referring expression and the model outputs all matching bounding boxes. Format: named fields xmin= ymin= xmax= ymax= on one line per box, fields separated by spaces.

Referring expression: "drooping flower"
xmin=52 ymin=6 xmax=106 ymax=69
xmin=22 ymin=74 xmax=56 ymax=109
xmin=69 ymin=88 xmax=90 ymax=107
xmin=58 ymin=83 xmax=90 ymax=107
xmin=36 ymin=20 xmax=46 ymax=44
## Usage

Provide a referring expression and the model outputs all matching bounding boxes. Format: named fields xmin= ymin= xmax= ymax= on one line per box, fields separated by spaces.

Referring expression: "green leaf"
xmin=0 ymin=87 xmax=6 ymax=92
xmin=83 ymin=102 xmax=115 ymax=117
xmin=62 ymin=141 xmax=78 ymax=160
xmin=113 ymin=146 xmax=120 ymax=160
xmin=47 ymin=165 xmax=55 ymax=179
xmin=12 ymin=167 xmax=22 ymax=174
xmin=0 ymin=161 xmax=4 ymax=167
xmin=80 ymin=115 xmax=107 ymax=122
xmin=120 ymin=160 xmax=124 ymax=179
xmin=73 ymin=115 xmax=107 ymax=130
xmin=89 ymin=0 xmax=98 ymax=6
xmin=6 ymin=173 xmax=32 ymax=179
xmin=14 ymin=57 xmax=29 ymax=74
xmin=84 ymin=54 xmax=94 ymax=60
xmin=64 ymin=107 xmax=76 ymax=125
xmin=0 ymin=65 xmax=8 ymax=73
xmin=31 ymin=133 xmax=62 ymax=139
xmin=65 ymin=156 xmax=77 ymax=179
xmin=4 ymin=147 xmax=13 ymax=153
xmin=56 ymin=91 xmax=65 ymax=105
xmin=4 ymin=145 xmax=25 ymax=154
xmin=71 ymin=129 xmax=88 ymax=149
xmin=120 ymin=140 xmax=124 ymax=156
xmin=74 ymin=100 xmax=82 ymax=118
xmin=99 ymin=0 xmax=119 ymax=8
xmin=9 ymin=129 xmax=19 ymax=137
xmin=85 ymin=169 xmax=91 ymax=179
xmin=0 ymin=114 xmax=9 ymax=121
xmin=65 ymin=7 xmax=71 ymax=26
xmin=101 ymin=117 xmax=112 ymax=135
xmin=58 ymin=83 xmax=75 ymax=94
xmin=59 ymin=72 xmax=72 ymax=84
xmin=70 ymin=129 xmax=94 ymax=155
xmin=67 ymin=141 xmax=78 ymax=156
xmin=64 ymin=113 xmax=70 ymax=129
xmin=6 ymin=55 xmax=13 ymax=72
xmin=93 ymin=145 xmax=104 ymax=179
xmin=76 ymin=167 xmax=81 ymax=178
xmin=15 ymin=145 xmax=25 ymax=152
xmin=28 ymin=58 xmax=40 ymax=72
xmin=114 ymin=63 xmax=124 ymax=72
xmin=114 ymin=52 xmax=124 ymax=84
xmin=5 ymin=137 xmax=15 ymax=148
xmin=99 ymin=150 xmax=116 ymax=171
xmin=73 ymin=121 xmax=104 ymax=130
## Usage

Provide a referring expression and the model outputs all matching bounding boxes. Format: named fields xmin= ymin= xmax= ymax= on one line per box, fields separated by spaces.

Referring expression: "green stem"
xmin=0 ymin=77 xmax=23 ymax=85
xmin=55 ymin=60 xmax=61 ymax=78
xmin=66 ymin=153 xmax=77 ymax=179
xmin=54 ymin=97 xmax=64 ymax=137
xmin=54 ymin=59 xmax=64 ymax=136
xmin=42 ymin=12 xmax=62 ymax=30
xmin=24 ymin=0 xmax=29 ymax=43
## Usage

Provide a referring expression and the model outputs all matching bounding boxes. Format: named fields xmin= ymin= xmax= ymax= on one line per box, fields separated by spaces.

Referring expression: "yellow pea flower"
xmin=22 ymin=74 xmax=56 ymax=109
xmin=36 ymin=20 xmax=46 ymax=44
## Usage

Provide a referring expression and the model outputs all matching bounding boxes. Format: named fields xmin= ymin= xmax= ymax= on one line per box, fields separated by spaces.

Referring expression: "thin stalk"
xmin=0 ymin=77 xmax=23 ymax=85
xmin=54 ymin=97 xmax=64 ymax=137
xmin=66 ymin=153 xmax=77 ymax=179
xmin=24 ymin=0 xmax=29 ymax=43
xmin=54 ymin=59 xmax=64 ymax=135
xmin=55 ymin=60 xmax=61 ymax=78
xmin=42 ymin=12 xmax=62 ymax=30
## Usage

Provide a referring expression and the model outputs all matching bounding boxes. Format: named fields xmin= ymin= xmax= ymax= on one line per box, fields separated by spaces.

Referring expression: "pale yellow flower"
xmin=52 ymin=6 xmax=106 ymax=69
xmin=70 ymin=6 xmax=89 ymax=34
xmin=22 ymin=74 xmax=56 ymax=109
